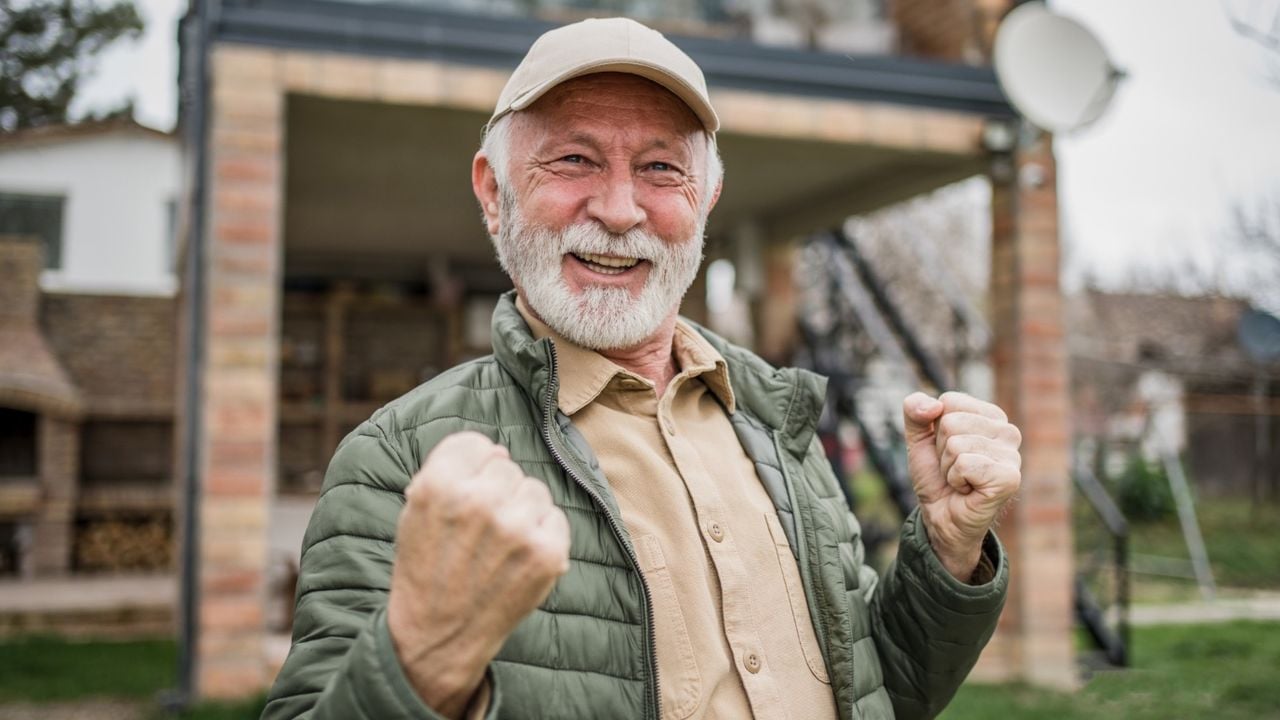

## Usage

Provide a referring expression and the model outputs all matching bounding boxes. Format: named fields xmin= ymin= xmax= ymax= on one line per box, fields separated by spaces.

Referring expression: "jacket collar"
xmin=489 ymin=291 xmax=824 ymax=459
xmin=513 ymin=294 xmax=736 ymax=416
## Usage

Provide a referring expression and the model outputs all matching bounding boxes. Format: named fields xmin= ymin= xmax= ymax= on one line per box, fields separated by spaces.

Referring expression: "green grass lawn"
xmin=0 ymin=634 xmax=264 ymax=717
xmin=1130 ymin=501 xmax=1280 ymax=590
xmin=0 ymin=634 xmax=176 ymax=703
xmin=940 ymin=621 xmax=1280 ymax=719
xmin=852 ymin=464 xmax=1280 ymax=598
xmin=1076 ymin=498 xmax=1280 ymax=602
xmin=3 ymin=622 xmax=1279 ymax=718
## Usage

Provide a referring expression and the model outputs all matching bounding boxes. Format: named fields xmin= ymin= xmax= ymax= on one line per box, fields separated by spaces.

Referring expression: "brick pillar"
xmin=757 ymin=240 xmax=799 ymax=366
xmin=195 ymin=46 xmax=285 ymax=699
xmin=31 ymin=416 xmax=79 ymax=575
xmin=981 ymin=136 xmax=1076 ymax=688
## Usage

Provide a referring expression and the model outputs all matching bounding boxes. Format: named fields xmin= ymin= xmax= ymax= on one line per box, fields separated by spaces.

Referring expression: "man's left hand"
xmin=902 ymin=391 xmax=1022 ymax=582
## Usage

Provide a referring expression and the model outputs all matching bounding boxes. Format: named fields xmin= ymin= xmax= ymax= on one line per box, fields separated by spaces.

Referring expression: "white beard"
xmin=491 ymin=188 xmax=705 ymax=351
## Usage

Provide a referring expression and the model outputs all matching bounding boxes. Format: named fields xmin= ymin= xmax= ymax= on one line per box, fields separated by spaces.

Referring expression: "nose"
xmin=587 ymin=167 xmax=645 ymax=235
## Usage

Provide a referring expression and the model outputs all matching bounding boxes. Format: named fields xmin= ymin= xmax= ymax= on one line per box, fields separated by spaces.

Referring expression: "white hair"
xmin=480 ymin=113 xmax=723 ymax=217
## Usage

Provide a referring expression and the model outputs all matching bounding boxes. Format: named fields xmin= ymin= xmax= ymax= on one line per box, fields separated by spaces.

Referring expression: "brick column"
xmin=981 ymin=136 xmax=1076 ymax=688
xmin=30 ymin=416 xmax=79 ymax=575
xmin=195 ymin=46 xmax=285 ymax=699
xmin=757 ymin=240 xmax=799 ymax=366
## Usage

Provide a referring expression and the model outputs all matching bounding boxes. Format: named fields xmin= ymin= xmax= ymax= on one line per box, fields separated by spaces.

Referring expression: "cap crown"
xmin=491 ymin=17 xmax=719 ymax=132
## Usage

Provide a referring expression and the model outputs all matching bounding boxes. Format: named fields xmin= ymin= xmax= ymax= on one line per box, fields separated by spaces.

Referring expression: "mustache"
xmin=531 ymin=222 xmax=667 ymax=263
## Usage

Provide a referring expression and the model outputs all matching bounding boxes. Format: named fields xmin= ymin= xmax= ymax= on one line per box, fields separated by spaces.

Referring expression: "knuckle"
xmin=522 ymin=478 xmax=553 ymax=505
xmin=456 ymin=485 xmax=499 ymax=517
xmin=495 ymin=513 xmax=526 ymax=541
xmin=943 ymin=434 xmax=966 ymax=458
xmin=938 ymin=412 xmax=964 ymax=435
xmin=533 ymin=538 xmax=570 ymax=576
xmin=990 ymin=403 xmax=1010 ymax=423
xmin=484 ymin=457 xmax=518 ymax=480
xmin=529 ymin=541 xmax=560 ymax=569
xmin=1004 ymin=423 xmax=1023 ymax=448
xmin=406 ymin=470 xmax=443 ymax=504
xmin=935 ymin=414 xmax=954 ymax=437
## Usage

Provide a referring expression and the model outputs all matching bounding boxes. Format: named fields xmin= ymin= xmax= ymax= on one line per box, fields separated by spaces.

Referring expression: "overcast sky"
xmin=73 ymin=0 xmax=1280 ymax=299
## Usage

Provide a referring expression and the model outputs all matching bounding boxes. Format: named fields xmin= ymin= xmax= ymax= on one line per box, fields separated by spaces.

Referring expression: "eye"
xmin=559 ymin=154 xmax=587 ymax=164
xmin=648 ymin=161 xmax=675 ymax=172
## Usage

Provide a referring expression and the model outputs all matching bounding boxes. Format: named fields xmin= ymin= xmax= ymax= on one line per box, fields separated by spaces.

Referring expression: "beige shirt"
xmin=519 ymin=300 xmax=838 ymax=720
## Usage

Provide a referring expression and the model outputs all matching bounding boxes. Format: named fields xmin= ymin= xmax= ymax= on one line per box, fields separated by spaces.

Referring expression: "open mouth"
xmin=570 ymin=252 xmax=643 ymax=276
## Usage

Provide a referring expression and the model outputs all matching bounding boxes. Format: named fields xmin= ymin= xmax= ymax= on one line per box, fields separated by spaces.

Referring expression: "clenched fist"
xmin=903 ymin=391 xmax=1022 ymax=582
xmin=387 ymin=431 xmax=570 ymax=717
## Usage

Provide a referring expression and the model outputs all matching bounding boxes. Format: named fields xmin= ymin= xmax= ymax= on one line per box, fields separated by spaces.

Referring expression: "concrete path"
xmin=1129 ymin=593 xmax=1280 ymax=625
xmin=0 ymin=574 xmax=173 ymax=613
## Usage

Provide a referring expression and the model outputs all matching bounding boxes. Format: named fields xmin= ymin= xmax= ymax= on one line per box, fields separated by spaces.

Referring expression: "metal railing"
xmin=1073 ymin=462 xmax=1130 ymax=667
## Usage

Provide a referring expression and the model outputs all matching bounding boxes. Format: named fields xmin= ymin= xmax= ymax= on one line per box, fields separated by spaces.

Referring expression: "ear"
xmin=706 ymin=176 xmax=723 ymax=215
xmin=472 ymin=150 xmax=502 ymax=237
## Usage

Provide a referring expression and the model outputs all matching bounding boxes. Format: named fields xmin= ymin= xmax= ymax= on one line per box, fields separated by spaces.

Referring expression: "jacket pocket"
xmin=634 ymin=533 xmax=702 ymax=719
xmin=765 ymin=513 xmax=831 ymax=684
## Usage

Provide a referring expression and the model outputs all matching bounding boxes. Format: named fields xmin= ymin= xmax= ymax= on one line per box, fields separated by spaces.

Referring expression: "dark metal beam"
xmin=214 ymin=0 xmax=1016 ymax=117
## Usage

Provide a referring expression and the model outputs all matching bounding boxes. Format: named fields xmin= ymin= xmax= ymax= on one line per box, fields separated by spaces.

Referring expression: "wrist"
xmin=388 ymin=603 xmax=488 ymax=719
xmin=930 ymin=539 xmax=983 ymax=583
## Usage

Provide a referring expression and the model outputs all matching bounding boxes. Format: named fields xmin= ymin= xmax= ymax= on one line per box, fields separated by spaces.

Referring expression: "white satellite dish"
xmin=994 ymin=2 xmax=1122 ymax=133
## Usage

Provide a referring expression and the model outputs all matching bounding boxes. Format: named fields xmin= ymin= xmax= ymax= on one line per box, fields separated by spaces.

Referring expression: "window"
xmin=0 ymin=192 xmax=65 ymax=270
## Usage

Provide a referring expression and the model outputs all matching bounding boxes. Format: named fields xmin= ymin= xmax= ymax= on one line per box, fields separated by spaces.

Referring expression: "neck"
xmin=597 ymin=314 xmax=680 ymax=398
xmin=518 ymin=293 xmax=682 ymax=397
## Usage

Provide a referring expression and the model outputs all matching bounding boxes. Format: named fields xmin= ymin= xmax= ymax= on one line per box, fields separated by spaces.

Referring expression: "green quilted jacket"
xmin=263 ymin=292 xmax=1008 ymax=720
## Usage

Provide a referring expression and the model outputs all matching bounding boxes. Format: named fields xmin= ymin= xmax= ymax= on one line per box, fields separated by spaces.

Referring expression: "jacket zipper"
xmin=539 ymin=343 xmax=663 ymax=720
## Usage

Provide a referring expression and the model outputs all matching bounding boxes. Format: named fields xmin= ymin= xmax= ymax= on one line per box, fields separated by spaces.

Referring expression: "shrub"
xmin=1115 ymin=457 xmax=1175 ymax=522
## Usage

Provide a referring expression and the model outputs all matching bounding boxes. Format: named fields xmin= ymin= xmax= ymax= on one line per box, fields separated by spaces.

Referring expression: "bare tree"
xmin=1228 ymin=192 xmax=1280 ymax=313
xmin=1222 ymin=0 xmax=1280 ymax=89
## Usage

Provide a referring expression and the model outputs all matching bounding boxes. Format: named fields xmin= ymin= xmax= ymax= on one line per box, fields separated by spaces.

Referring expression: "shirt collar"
xmin=515 ymin=295 xmax=736 ymax=416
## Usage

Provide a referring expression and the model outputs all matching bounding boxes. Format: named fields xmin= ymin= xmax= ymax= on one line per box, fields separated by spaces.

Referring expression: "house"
xmin=0 ymin=119 xmax=181 ymax=578
xmin=175 ymin=0 xmax=1073 ymax=698
xmin=1068 ymin=290 xmax=1280 ymax=499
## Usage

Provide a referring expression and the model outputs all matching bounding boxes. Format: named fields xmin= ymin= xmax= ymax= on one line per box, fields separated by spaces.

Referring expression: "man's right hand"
xmin=387 ymin=431 xmax=571 ymax=718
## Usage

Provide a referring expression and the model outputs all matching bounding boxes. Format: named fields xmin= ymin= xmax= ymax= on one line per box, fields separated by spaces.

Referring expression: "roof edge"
xmin=0 ymin=118 xmax=175 ymax=151
xmin=211 ymin=0 xmax=1015 ymax=118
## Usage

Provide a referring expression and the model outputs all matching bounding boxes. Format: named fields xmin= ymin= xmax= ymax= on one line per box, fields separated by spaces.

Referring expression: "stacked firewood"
xmin=75 ymin=515 xmax=172 ymax=572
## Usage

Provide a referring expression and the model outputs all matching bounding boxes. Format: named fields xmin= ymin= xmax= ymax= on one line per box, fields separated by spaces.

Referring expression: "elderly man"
xmin=265 ymin=17 xmax=1020 ymax=720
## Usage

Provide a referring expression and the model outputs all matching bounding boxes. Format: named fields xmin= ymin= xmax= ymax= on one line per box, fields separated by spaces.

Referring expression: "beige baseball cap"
xmin=490 ymin=17 xmax=719 ymax=133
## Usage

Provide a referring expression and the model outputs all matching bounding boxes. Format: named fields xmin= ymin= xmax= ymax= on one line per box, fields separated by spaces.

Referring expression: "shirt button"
xmin=744 ymin=652 xmax=762 ymax=674
xmin=707 ymin=521 xmax=725 ymax=542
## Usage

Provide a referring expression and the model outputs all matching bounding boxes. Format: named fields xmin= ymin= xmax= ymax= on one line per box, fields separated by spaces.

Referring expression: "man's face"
xmin=478 ymin=73 xmax=719 ymax=351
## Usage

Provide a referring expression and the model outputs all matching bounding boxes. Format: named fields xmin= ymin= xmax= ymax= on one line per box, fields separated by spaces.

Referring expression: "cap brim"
xmin=498 ymin=59 xmax=720 ymax=133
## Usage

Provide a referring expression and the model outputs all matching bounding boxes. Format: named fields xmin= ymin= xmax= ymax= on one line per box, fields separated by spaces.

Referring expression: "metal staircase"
xmin=796 ymin=226 xmax=1130 ymax=667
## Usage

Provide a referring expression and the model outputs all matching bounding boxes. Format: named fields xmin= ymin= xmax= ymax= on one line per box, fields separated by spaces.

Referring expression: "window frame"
xmin=0 ymin=190 xmax=67 ymax=270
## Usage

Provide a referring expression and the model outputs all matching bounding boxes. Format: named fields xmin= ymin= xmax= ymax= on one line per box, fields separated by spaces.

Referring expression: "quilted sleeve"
xmin=261 ymin=423 xmax=500 ymax=720
xmin=867 ymin=507 xmax=1008 ymax=720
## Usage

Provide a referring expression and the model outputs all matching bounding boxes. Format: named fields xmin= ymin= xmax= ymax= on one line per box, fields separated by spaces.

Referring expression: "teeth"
xmin=577 ymin=252 xmax=639 ymax=269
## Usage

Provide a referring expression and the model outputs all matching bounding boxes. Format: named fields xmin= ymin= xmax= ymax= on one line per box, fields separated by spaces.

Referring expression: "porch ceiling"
xmin=283 ymin=95 xmax=982 ymax=279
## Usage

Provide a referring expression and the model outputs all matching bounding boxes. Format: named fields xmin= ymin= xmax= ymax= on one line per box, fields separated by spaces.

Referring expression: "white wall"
xmin=0 ymin=130 xmax=182 ymax=296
